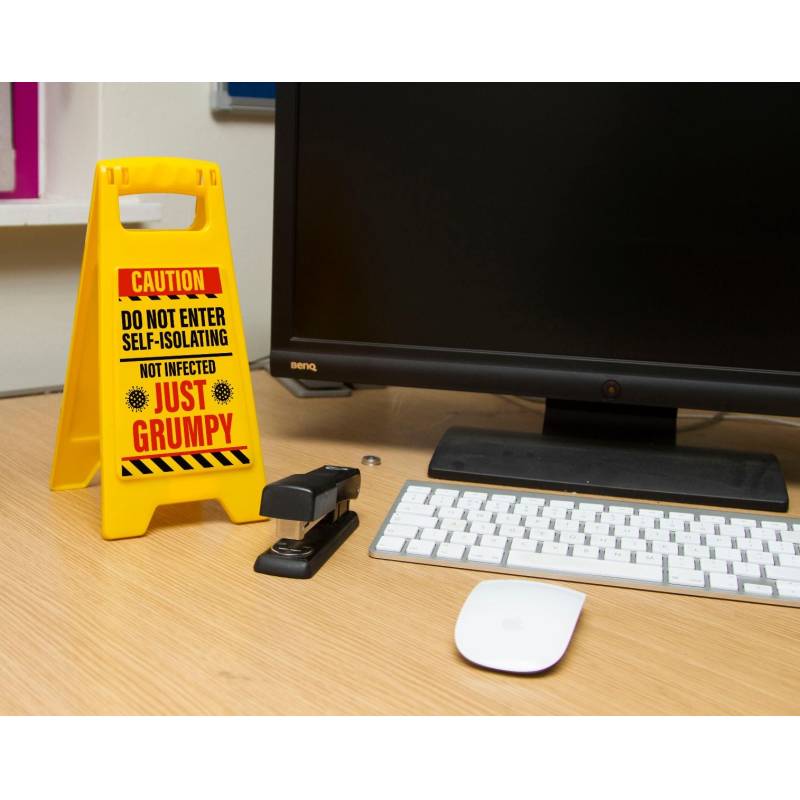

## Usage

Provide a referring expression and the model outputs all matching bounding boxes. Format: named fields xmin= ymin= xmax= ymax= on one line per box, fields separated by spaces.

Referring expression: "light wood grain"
xmin=2 ymin=372 xmax=800 ymax=714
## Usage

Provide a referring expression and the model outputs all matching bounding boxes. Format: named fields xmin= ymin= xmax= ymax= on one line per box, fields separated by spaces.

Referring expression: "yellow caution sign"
xmin=51 ymin=157 xmax=266 ymax=539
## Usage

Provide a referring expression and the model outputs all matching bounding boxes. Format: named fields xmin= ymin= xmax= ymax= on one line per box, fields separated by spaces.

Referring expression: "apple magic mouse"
xmin=455 ymin=579 xmax=585 ymax=673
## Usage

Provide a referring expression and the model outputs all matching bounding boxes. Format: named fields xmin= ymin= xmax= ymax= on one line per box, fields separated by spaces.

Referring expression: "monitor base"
xmin=428 ymin=425 xmax=789 ymax=512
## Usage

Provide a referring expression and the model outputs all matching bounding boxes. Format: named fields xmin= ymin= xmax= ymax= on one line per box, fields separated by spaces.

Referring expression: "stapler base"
xmin=253 ymin=510 xmax=359 ymax=579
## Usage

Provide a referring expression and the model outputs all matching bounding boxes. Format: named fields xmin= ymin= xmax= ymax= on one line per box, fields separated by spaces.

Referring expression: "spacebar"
xmin=506 ymin=551 xmax=664 ymax=583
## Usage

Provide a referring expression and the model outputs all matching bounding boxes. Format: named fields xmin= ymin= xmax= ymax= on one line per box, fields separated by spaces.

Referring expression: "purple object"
xmin=0 ymin=82 xmax=39 ymax=199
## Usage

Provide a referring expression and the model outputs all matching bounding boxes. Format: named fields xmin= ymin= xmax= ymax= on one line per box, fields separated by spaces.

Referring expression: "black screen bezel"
xmin=270 ymin=83 xmax=800 ymax=417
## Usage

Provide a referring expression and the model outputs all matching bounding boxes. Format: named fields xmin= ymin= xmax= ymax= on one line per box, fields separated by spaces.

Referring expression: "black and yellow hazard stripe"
xmin=121 ymin=448 xmax=250 ymax=477
xmin=118 ymin=293 xmax=219 ymax=302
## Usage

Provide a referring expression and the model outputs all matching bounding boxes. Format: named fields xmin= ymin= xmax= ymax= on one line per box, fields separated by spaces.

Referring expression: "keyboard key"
xmin=609 ymin=505 xmax=634 ymax=515
xmin=469 ymin=522 xmax=497 ymax=536
xmin=467 ymin=545 xmax=503 ymax=564
xmin=572 ymin=545 xmax=600 ymax=559
xmin=744 ymin=583 xmax=773 ymax=597
xmin=709 ymin=573 xmax=739 ymax=592
xmin=600 ymin=512 xmax=627 ymax=525
xmin=768 ymin=540 xmax=795 ymax=555
xmin=668 ymin=569 xmax=705 ymax=588
xmin=615 ymin=525 xmax=642 ymax=538
xmin=571 ymin=509 xmax=598 ymax=522
xmin=385 ymin=523 xmax=419 ymax=538
xmin=689 ymin=521 xmax=716 ymax=534
xmin=549 ymin=500 xmax=575 ymax=509
xmin=435 ymin=542 xmax=465 ymax=560
xmin=463 ymin=491 xmax=488 ymax=501
xmin=554 ymin=519 xmax=581 ymax=533
xmin=778 ymin=553 xmax=800 ymax=568
xmin=440 ymin=519 xmax=468 ymax=532
xmin=433 ymin=488 xmax=459 ymax=496
xmin=765 ymin=565 xmax=800 ymax=582
xmin=669 ymin=555 xmax=697 ymax=570
xmin=736 ymin=537 xmax=763 ymax=552
xmin=719 ymin=524 xmax=747 ymax=538
xmin=669 ymin=512 xmax=696 ymax=521
xmin=651 ymin=541 xmax=679 ymax=555
xmin=457 ymin=498 xmax=484 ymax=510
xmin=590 ymin=534 xmax=617 ymax=549
xmin=745 ymin=550 xmax=774 ymax=566
xmin=465 ymin=509 xmax=492 ymax=522
xmin=499 ymin=524 xmax=526 ymax=538
xmin=392 ymin=512 xmax=438 ymax=528
xmin=420 ymin=527 xmax=447 ymax=542
xmin=704 ymin=535 xmax=732 ymax=549
xmin=639 ymin=508 xmax=664 ymax=518
xmin=486 ymin=500 xmax=513 ymax=512
xmin=747 ymin=527 xmax=777 ymax=541
xmin=480 ymin=535 xmax=508 ymax=549
xmin=781 ymin=531 xmax=800 ymax=544
xmin=429 ymin=495 xmax=455 ymax=507
xmin=560 ymin=531 xmax=586 ymax=546
xmin=604 ymin=548 xmax=631 ymax=563
xmin=496 ymin=513 xmax=522 ymax=526
xmin=731 ymin=518 xmax=757 ymax=528
xmin=732 ymin=562 xmax=761 ymax=578
xmin=776 ymin=581 xmax=800 ymax=599
xmin=376 ymin=536 xmax=406 ymax=552
xmin=529 ymin=529 xmax=556 ymax=542
xmin=700 ymin=558 xmax=729 ymax=574
xmin=660 ymin=519 xmax=686 ymax=532
xmin=541 ymin=541 xmax=569 ymax=556
xmin=541 ymin=506 xmax=567 ymax=519
xmin=761 ymin=520 xmax=788 ymax=530
xmin=644 ymin=529 xmax=670 ymax=543
xmin=518 ymin=497 xmax=545 ymax=508
xmin=449 ymin=532 xmax=477 ymax=546
xmin=407 ymin=485 xmax=431 ymax=495
xmin=683 ymin=544 xmax=710 ymax=559
xmin=491 ymin=494 xmax=516 ymax=503
xmin=527 ymin=516 xmax=551 ymax=530
xmin=619 ymin=537 xmax=646 ymax=552
xmin=397 ymin=502 xmax=435 ymax=516
xmin=714 ymin=547 xmax=742 ymax=562
xmin=438 ymin=506 xmax=466 ymax=520
xmin=578 ymin=502 xmax=605 ymax=513
xmin=402 ymin=492 xmax=429 ymax=505
xmin=629 ymin=515 xmax=656 ymax=528
xmin=584 ymin=521 xmax=610 ymax=536
xmin=675 ymin=531 xmax=701 ymax=545
xmin=636 ymin=551 xmax=664 ymax=567
xmin=699 ymin=515 xmax=726 ymax=525
xmin=506 ymin=550 xmax=663 ymax=582
xmin=510 ymin=538 xmax=538 ymax=552
xmin=406 ymin=539 xmax=436 ymax=556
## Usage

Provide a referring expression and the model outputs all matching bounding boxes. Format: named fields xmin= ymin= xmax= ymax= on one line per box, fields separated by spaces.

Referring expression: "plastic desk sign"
xmin=51 ymin=158 xmax=266 ymax=539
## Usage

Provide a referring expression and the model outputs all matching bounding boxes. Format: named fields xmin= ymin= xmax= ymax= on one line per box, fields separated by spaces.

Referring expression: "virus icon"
xmin=125 ymin=386 xmax=149 ymax=412
xmin=212 ymin=379 xmax=233 ymax=405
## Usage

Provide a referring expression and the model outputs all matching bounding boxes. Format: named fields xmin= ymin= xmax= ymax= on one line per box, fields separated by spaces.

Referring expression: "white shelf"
xmin=0 ymin=196 xmax=162 ymax=227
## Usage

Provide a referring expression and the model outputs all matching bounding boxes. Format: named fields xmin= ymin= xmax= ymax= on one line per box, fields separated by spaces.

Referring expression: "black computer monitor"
xmin=270 ymin=83 xmax=800 ymax=512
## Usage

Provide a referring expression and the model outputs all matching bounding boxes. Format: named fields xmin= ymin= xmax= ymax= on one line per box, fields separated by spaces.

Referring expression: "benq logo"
xmin=290 ymin=361 xmax=318 ymax=373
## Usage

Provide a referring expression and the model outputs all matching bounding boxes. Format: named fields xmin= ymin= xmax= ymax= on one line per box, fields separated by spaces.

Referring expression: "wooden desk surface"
xmin=2 ymin=371 xmax=800 ymax=715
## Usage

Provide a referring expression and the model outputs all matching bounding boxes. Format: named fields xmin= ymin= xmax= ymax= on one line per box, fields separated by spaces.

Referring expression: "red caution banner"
xmin=118 ymin=267 xmax=223 ymax=297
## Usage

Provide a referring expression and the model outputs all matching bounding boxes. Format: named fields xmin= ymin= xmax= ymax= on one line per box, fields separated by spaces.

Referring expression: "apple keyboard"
xmin=368 ymin=480 xmax=800 ymax=607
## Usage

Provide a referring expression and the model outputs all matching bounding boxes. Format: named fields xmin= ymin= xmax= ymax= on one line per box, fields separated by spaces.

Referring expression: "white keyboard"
xmin=368 ymin=480 xmax=800 ymax=607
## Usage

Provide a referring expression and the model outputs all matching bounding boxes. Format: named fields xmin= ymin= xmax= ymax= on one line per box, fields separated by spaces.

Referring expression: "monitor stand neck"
xmin=428 ymin=398 xmax=788 ymax=512
xmin=542 ymin=399 xmax=677 ymax=445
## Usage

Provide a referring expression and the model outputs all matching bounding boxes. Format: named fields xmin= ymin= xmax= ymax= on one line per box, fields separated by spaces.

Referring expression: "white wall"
xmin=0 ymin=82 xmax=274 ymax=395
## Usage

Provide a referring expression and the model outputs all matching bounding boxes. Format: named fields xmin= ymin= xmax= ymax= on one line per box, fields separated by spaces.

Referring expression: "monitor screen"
xmin=290 ymin=83 xmax=800 ymax=374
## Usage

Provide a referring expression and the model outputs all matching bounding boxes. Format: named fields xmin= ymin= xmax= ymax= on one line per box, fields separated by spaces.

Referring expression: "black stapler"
xmin=254 ymin=465 xmax=361 ymax=579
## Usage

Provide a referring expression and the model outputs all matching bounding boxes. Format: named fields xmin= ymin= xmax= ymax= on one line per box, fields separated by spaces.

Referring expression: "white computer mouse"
xmin=455 ymin=579 xmax=585 ymax=673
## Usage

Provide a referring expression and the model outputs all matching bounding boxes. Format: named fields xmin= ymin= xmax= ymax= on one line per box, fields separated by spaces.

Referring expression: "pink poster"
xmin=0 ymin=82 xmax=39 ymax=199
